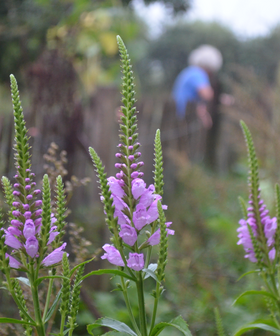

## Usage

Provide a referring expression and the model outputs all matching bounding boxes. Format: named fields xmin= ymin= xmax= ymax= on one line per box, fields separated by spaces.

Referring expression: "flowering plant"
xmin=234 ymin=121 xmax=280 ymax=335
xmin=0 ymin=75 xmax=85 ymax=336
xmin=86 ymin=36 xmax=192 ymax=336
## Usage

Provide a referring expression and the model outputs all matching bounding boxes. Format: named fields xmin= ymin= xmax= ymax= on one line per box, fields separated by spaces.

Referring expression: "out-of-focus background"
xmin=1 ymin=0 xmax=280 ymax=335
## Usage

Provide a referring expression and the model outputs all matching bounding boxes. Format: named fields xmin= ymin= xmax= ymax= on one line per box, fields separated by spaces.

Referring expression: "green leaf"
xmin=70 ymin=257 xmax=95 ymax=277
xmin=233 ymin=322 xmax=280 ymax=336
xmin=87 ymin=317 xmax=137 ymax=336
xmin=233 ymin=290 xmax=278 ymax=305
xmin=237 ymin=269 xmax=261 ymax=281
xmin=150 ymin=316 xmax=193 ymax=336
xmin=142 ymin=267 xmax=160 ymax=283
xmin=45 ymin=289 xmax=62 ymax=323
xmin=63 ymin=328 xmax=72 ymax=335
xmin=16 ymin=277 xmax=31 ymax=287
xmin=81 ymin=269 xmax=136 ymax=282
xmin=34 ymin=275 xmax=69 ymax=287
xmin=102 ymin=332 xmax=120 ymax=335
xmin=0 ymin=317 xmax=36 ymax=326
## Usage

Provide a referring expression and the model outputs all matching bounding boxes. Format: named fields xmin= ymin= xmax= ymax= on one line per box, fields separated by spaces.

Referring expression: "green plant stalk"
xmin=59 ymin=311 xmax=66 ymax=336
xmin=42 ymin=277 xmax=54 ymax=322
xmin=5 ymin=272 xmax=35 ymax=325
xmin=136 ymin=272 xmax=148 ymax=336
xmin=67 ymin=316 xmax=75 ymax=336
xmin=120 ymin=276 xmax=141 ymax=336
xmin=29 ymin=266 xmax=46 ymax=336
xmin=149 ymin=282 xmax=160 ymax=334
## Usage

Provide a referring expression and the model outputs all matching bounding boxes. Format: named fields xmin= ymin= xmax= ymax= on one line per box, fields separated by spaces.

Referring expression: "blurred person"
xmin=172 ymin=45 xmax=223 ymax=163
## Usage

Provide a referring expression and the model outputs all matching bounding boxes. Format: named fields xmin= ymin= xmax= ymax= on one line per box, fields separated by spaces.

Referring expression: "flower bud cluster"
xmin=237 ymin=191 xmax=277 ymax=263
xmin=4 ymin=169 xmax=66 ymax=268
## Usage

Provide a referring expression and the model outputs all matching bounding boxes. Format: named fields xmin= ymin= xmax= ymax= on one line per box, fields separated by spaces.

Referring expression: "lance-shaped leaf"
xmin=149 ymin=316 xmax=193 ymax=336
xmin=87 ymin=317 xmax=137 ymax=336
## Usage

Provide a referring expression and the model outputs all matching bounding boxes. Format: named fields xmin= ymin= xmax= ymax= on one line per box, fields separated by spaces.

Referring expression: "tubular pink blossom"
xmin=5 ymin=232 xmax=22 ymax=249
xmin=101 ymin=244 xmax=124 ymax=266
xmin=119 ymin=224 xmax=137 ymax=246
xmin=25 ymin=236 xmax=39 ymax=258
xmin=127 ymin=253 xmax=144 ymax=271
xmin=5 ymin=253 xmax=22 ymax=269
xmin=42 ymin=243 xmax=68 ymax=266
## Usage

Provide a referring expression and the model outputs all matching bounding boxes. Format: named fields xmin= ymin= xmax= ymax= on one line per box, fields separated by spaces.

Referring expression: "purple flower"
xmin=139 ymin=185 xmax=156 ymax=208
xmin=42 ymin=243 xmax=68 ymax=266
xmin=23 ymin=219 xmax=35 ymax=239
xmin=127 ymin=253 xmax=144 ymax=271
xmin=237 ymin=196 xmax=277 ymax=263
xmin=114 ymin=208 xmax=130 ymax=225
xmin=5 ymin=232 xmax=22 ymax=249
xmin=48 ymin=226 xmax=59 ymax=245
xmin=131 ymin=178 xmax=146 ymax=200
xmin=108 ymin=176 xmax=125 ymax=198
xmin=269 ymin=247 xmax=276 ymax=260
xmin=133 ymin=204 xmax=149 ymax=230
xmin=24 ymin=211 xmax=32 ymax=219
xmin=11 ymin=219 xmax=22 ymax=227
xmin=264 ymin=217 xmax=277 ymax=247
xmin=51 ymin=213 xmax=57 ymax=226
xmin=12 ymin=210 xmax=21 ymax=217
xmin=25 ymin=236 xmax=39 ymax=258
xmin=119 ymin=224 xmax=137 ymax=246
xmin=5 ymin=253 xmax=22 ymax=269
xmin=148 ymin=222 xmax=175 ymax=246
xmin=101 ymin=244 xmax=124 ymax=266
xmin=7 ymin=226 xmax=21 ymax=236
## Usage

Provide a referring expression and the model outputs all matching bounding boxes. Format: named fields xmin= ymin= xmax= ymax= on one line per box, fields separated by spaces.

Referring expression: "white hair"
xmin=188 ymin=45 xmax=223 ymax=72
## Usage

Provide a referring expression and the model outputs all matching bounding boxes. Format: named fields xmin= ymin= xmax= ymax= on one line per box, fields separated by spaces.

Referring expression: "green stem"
xmin=30 ymin=267 xmax=46 ymax=336
xmin=42 ymin=277 xmax=54 ymax=322
xmin=149 ymin=283 xmax=160 ymax=334
xmin=5 ymin=273 xmax=36 ymax=325
xmin=136 ymin=272 xmax=148 ymax=336
xmin=59 ymin=312 xmax=66 ymax=336
xmin=120 ymin=277 xmax=141 ymax=336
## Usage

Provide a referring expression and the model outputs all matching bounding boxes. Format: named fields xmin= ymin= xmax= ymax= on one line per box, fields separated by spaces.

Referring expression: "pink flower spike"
xmin=13 ymin=191 xmax=20 ymax=197
xmin=12 ymin=202 xmax=20 ymax=208
xmin=25 ymin=236 xmax=39 ymax=258
xmin=5 ymin=253 xmax=22 ymax=269
xmin=101 ymin=244 xmax=124 ymax=266
xmin=26 ymin=195 xmax=33 ymax=200
xmin=23 ymin=204 xmax=30 ymax=211
xmin=34 ymin=189 xmax=41 ymax=195
xmin=127 ymin=253 xmax=144 ymax=271
xmin=42 ymin=243 xmax=68 ymax=266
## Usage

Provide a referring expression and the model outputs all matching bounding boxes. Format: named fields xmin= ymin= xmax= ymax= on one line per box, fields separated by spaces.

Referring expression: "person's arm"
xmin=198 ymin=86 xmax=214 ymax=101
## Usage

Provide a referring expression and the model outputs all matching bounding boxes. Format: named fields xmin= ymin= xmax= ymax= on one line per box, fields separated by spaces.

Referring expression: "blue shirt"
xmin=172 ymin=66 xmax=210 ymax=119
